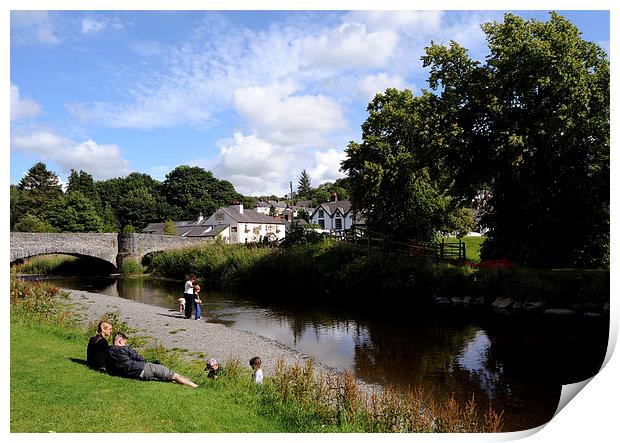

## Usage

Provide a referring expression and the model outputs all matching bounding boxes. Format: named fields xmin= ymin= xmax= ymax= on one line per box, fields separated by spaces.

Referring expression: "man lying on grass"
xmin=106 ymin=333 xmax=199 ymax=388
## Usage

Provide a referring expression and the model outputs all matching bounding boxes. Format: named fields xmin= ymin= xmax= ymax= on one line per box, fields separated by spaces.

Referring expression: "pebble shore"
xmin=61 ymin=289 xmax=333 ymax=377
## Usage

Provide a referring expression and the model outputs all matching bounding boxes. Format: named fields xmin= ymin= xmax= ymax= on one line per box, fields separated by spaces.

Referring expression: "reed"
xmin=266 ymin=358 xmax=504 ymax=432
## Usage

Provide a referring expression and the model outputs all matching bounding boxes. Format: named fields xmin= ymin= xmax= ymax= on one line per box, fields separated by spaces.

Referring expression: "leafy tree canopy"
xmin=162 ymin=165 xmax=242 ymax=220
xmin=343 ymin=12 xmax=609 ymax=267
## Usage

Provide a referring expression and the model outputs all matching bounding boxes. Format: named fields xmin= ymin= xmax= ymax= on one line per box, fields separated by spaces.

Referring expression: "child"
xmin=194 ymin=285 xmax=203 ymax=320
xmin=178 ymin=297 xmax=186 ymax=313
xmin=249 ymin=356 xmax=263 ymax=384
xmin=205 ymin=357 xmax=220 ymax=379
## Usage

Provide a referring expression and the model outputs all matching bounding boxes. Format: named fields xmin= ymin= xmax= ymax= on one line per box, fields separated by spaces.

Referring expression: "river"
xmin=47 ymin=275 xmax=608 ymax=432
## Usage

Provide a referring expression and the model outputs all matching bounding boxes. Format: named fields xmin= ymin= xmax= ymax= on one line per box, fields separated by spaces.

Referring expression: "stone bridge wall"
xmin=10 ymin=232 xmax=208 ymax=271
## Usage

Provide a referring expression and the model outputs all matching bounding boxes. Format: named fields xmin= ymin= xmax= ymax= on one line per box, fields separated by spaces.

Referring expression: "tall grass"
xmin=11 ymin=254 xmax=114 ymax=276
xmin=265 ymin=358 xmax=504 ymax=432
xmin=11 ymin=254 xmax=79 ymax=275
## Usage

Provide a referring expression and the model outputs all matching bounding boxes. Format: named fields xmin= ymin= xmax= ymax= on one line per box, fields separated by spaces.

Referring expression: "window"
xmin=318 ymin=219 xmax=325 ymax=229
xmin=318 ymin=209 xmax=324 ymax=218
xmin=231 ymin=227 xmax=238 ymax=233
xmin=335 ymin=218 xmax=342 ymax=230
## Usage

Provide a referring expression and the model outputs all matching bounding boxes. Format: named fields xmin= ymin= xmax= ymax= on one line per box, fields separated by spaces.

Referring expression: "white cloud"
xmin=11 ymin=130 xmax=131 ymax=180
xmin=212 ymin=133 xmax=305 ymax=196
xmin=356 ymin=73 xmax=408 ymax=103
xmin=11 ymin=83 xmax=42 ymax=121
xmin=233 ymin=81 xmax=347 ymax=148
xmin=344 ymin=10 xmax=443 ymax=33
xmin=302 ymin=23 xmax=398 ymax=69
xmin=81 ymin=17 xmax=107 ymax=34
xmin=80 ymin=15 xmax=125 ymax=35
xmin=308 ymin=149 xmax=347 ymax=185
xmin=11 ymin=11 xmax=60 ymax=45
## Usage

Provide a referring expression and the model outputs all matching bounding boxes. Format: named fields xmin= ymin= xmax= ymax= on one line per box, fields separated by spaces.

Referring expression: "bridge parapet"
xmin=11 ymin=232 xmax=209 ymax=272
xmin=10 ymin=232 xmax=119 ymax=266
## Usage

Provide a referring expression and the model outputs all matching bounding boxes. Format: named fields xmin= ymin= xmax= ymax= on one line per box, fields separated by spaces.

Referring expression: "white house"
xmin=309 ymin=196 xmax=363 ymax=232
xmin=255 ymin=200 xmax=287 ymax=215
xmin=203 ymin=203 xmax=286 ymax=244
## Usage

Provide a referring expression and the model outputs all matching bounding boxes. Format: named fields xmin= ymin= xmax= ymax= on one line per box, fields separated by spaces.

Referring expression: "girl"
xmin=249 ymin=356 xmax=263 ymax=384
xmin=194 ymin=284 xmax=203 ymax=320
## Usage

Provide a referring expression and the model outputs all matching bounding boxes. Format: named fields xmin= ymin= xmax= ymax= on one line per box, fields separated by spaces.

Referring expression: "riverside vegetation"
xmin=11 ymin=277 xmax=504 ymax=432
xmin=146 ymin=239 xmax=608 ymax=310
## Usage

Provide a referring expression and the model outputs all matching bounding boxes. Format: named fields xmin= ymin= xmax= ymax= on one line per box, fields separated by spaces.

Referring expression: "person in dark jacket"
xmin=106 ymin=333 xmax=198 ymax=388
xmin=86 ymin=321 xmax=112 ymax=370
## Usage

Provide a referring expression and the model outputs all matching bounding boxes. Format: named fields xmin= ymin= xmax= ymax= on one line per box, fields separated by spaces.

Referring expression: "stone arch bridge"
xmin=10 ymin=232 xmax=208 ymax=272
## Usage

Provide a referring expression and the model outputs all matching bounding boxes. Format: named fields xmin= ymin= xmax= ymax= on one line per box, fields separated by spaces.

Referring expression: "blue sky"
xmin=9 ymin=9 xmax=610 ymax=196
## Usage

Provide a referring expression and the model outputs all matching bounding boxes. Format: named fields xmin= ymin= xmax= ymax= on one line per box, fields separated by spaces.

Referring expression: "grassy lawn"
xmin=10 ymin=321 xmax=285 ymax=433
xmin=446 ymin=235 xmax=486 ymax=262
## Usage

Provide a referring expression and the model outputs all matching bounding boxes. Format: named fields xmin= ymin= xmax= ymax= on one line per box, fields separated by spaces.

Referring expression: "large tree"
xmin=161 ymin=165 xmax=242 ymax=220
xmin=14 ymin=162 xmax=64 ymax=224
xmin=45 ymin=191 xmax=104 ymax=232
xmin=422 ymin=12 xmax=609 ymax=266
xmin=297 ymin=170 xmax=312 ymax=199
xmin=342 ymin=89 xmax=460 ymax=241
xmin=66 ymin=169 xmax=101 ymax=211
xmin=343 ymin=13 xmax=609 ymax=267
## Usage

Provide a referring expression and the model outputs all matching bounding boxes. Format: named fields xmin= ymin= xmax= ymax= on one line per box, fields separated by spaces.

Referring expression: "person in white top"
xmin=183 ymin=274 xmax=196 ymax=319
xmin=250 ymin=356 xmax=263 ymax=384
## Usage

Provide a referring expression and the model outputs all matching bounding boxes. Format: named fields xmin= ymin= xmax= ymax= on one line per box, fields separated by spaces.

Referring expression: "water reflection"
xmin=48 ymin=276 xmax=607 ymax=432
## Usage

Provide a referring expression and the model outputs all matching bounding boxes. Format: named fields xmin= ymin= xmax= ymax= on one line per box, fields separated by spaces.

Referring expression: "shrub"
xmin=121 ymin=259 xmax=145 ymax=276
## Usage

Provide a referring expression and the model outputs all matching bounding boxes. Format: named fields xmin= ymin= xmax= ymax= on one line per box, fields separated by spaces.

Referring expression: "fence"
xmin=334 ymin=226 xmax=466 ymax=261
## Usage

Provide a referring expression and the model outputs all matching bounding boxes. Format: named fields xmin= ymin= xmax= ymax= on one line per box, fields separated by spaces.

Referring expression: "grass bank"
xmin=149 ymin=240 xmax=609 ymax=308
xmin=10 ymin=277 xmax=503 ymax=433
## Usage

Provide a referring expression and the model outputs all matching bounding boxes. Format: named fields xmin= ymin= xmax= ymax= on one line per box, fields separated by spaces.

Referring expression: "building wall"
xmin=311 ymin=207 xmax=353 ymax=231
xmin=204 ymin=209 xmax=285 ymax=244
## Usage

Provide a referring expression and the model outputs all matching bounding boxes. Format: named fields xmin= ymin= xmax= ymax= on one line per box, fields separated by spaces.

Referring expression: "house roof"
xmin=142 ymin=222 xmax=229 ymax=237
xmin=178 ymin=224 xmax=229 ymax=238
xmin=255 ymin=200 xmax=287 ymax=208
xmin=219 ymin=207 xmax=286 ymax=224
xmin=311 ymin=200 xmax=352 ymax=218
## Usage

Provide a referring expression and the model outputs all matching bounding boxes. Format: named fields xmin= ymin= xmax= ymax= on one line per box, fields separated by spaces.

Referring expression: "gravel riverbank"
xmin=61 ymin=289 xmax=336 ymax=378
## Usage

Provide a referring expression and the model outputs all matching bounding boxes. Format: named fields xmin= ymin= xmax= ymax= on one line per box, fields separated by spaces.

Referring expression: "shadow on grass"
xmin=68 ymin=357 xmax=108 ymax=374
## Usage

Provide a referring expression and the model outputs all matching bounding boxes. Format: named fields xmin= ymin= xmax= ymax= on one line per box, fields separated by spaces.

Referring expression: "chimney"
xmin=330 ymin=192 xmax=338 ymax=202
xmin=197 ymin=212 xmax=204 ymax=223
xmin=229 ymin=201 xmax=243 ymax=214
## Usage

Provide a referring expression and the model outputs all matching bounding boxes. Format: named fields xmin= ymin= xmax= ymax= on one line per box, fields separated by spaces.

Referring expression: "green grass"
xmin=11 ymin=254 xmax=79 ymax=274
xmin=446 ymin=235 xmax=486 ymax=262
xmin=10 ymin=321 xmax=285 ymax=433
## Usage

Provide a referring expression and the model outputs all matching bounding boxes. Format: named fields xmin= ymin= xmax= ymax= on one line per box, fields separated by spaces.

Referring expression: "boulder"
xmin=492 ymin=297 xmax=514 ymax=309
xmin=544 ymin=308 xmax=577 ymax=316
xmin=583 ymin=312 xmax=603 ymax=319
xmin=523 ymin=301 xmax=546 ymax=311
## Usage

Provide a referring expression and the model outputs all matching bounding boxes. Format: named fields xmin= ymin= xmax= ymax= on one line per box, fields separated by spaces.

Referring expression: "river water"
xmin=48 ymin=275 xmax=608 ymax=432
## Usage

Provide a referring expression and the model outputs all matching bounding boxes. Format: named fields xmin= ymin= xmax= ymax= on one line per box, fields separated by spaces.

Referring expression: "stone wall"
xmin=10 ymin=232 xmax=208 ymax=271
xmin=10 ymin=232 xmax=119 ymax=266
